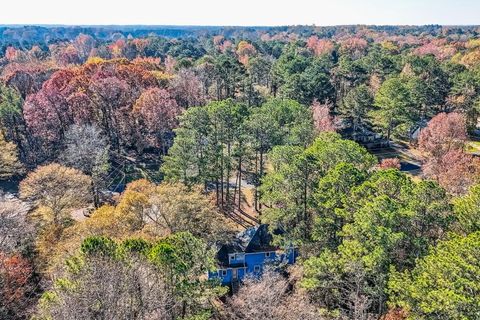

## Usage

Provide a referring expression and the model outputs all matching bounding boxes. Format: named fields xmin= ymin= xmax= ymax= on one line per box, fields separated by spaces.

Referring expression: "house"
xmin=341 ymin=126 xmax=389 ymax=148
xmin=208 ymin=224 xmax=297 ymax=286
xmin=409 ymin=119 xmax=428 ymax=143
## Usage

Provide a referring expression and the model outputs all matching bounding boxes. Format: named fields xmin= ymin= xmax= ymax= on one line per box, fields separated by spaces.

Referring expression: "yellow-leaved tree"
xmin=20 ymin=163 xmax=93 ymax=228
xmin=43 ymin=179 xmax=235 ymax=272
xmin=19 ymin=163 xmax=93 ymax=269
xmin=0 ymin=132 xmax=23 ymax=180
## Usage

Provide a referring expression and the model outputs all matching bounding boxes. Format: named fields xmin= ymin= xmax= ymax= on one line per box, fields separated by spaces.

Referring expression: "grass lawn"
xmin=466 ymin=140 xmax=480 ymax=153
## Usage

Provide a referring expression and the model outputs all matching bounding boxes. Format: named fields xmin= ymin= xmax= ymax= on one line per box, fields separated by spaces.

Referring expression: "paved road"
xmin=369 ymin=142 xmax=423 ymax=175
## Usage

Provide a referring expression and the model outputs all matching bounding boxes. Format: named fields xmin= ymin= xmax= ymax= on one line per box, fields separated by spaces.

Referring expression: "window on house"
xmin=265 ymin=252 xmax=271 ymax=258
xmin=235 ymin=253 xmax=245 ymax=261
xmin=254 ymin=265 xmax=261 ymax=272
xmin=221 ymin=270 xmax=227 ymax=277
xmin=228 ymin=254 xmax=235 ymax=263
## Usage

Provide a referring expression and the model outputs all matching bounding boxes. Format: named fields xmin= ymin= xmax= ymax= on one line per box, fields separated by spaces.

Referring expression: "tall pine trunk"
xmin=226 ymin=143 xmax=231 ymax=205
xmin=238 ymin=153 xmax=242 ymax=210
xmin=254 ymin=149 xmax=259 ymax=212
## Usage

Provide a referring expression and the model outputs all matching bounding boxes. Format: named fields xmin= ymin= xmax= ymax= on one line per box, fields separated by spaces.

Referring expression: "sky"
xmin=1 ymin=0 xmax=479 ymax=26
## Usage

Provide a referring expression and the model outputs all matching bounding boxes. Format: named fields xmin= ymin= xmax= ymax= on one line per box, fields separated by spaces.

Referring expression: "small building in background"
xmin=208 ymin=224 xmax=297 ymax=287
xmin=409 ymin=119 xmax=429 ymax=144
xmin=341 ymin=126 xmax=390 ymax=148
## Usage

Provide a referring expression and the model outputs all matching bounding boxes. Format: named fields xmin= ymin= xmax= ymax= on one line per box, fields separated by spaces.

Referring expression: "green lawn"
xmin=466 ymin=141 xmax=480 ymax=153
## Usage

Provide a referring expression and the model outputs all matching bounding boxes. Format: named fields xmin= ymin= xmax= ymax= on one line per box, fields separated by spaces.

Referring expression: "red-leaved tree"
xmin=307 ymin=36 xmax=335 ymax=57
xmin=379 ymin=158 xmax=401 ymax=170
xmin=423 ymin=149 xmax=480 ymax=195
xmin=23 ymin=59 xmax=176 ymax=156
xmin=311 ymin=100 xmax=340 ymax=133
xmin=418 ymin=112 xmax=467 ymax=159
xmin=0 ymin=252 xmax=34 ymax=318
xmin=133 ymin=88 xmax=181 ymax=154
xmin=419 ymin=112 xmax=479 ymax=194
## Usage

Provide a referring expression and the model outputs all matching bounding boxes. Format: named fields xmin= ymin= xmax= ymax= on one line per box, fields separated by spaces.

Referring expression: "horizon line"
xmin=1 ymin=23 xmax=479 ymax=28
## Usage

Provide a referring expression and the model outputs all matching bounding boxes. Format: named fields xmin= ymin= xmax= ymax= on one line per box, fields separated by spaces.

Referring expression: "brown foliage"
xmin=307 ymin=36 xmax=335 ymax=56
xmin=133 ymin=87 xmax=181 ymax=152
xmin=170 ymin=68 xmax=205 ymax=108
xmin=114 ymin=179 xmax=235 ymax=240
xmin=237 ymin=41 xmax=257 ymax=65
xmin=2 ymin=59 xmax=57 ymax=99
xmin=44 ymin=180 xmax=234 ymax=271
xmin=381 ymin=308 xmax=408 ymax=320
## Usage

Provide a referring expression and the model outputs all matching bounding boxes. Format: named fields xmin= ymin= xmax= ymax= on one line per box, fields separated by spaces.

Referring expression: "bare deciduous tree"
xmin=59 ymin=124 xmax=110 ymax=206
xmin=39 ymin=254 xmax=175 ymax=320
xmin=170 ymin=69 xmax=206 ymax=109
xmin=0 ymin=193 xmax=32 ymax=252
xmin=222 ymin=269 xmax=321 ymax=320
xmin=60 ymin=124 xmax=109 ymax=177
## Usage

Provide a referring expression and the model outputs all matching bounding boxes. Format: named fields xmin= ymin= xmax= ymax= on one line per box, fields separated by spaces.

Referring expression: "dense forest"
xmin=1 ymin=24 xmax=480 ymax=319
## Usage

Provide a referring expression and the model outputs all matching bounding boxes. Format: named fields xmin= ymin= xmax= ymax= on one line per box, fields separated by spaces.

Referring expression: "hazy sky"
xmin=1 ymin=0 xmax=479 ymax=26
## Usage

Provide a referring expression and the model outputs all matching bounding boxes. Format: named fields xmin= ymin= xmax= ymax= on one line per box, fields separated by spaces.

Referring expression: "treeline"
xmin=2 ymin=24 xmax=479 ymax=49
